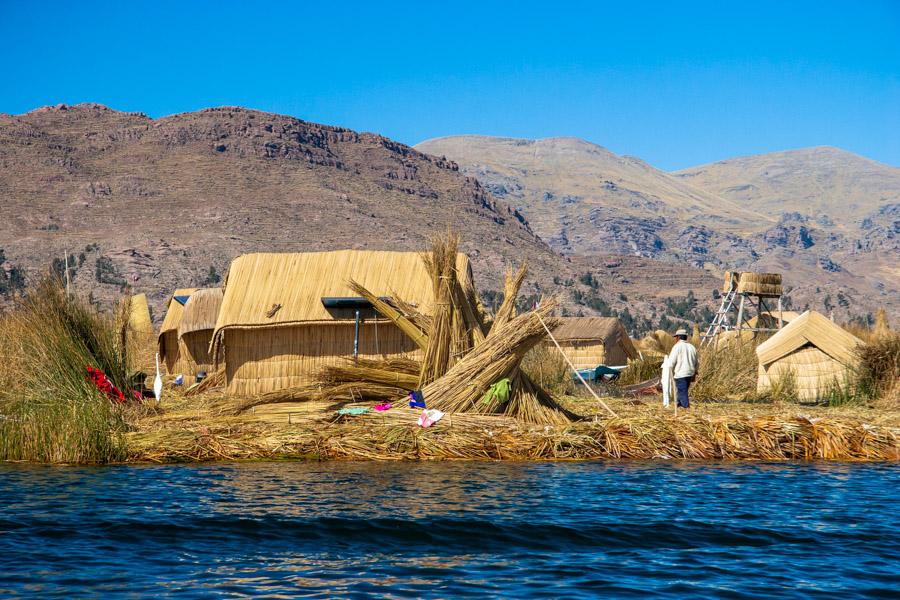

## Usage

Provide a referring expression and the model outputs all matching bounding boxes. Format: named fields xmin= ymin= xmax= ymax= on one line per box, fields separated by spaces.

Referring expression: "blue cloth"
xmin=675 ymin=377 xmax=691 ymax=408
xmin=409 ymin=390 xmax=425 ymax=409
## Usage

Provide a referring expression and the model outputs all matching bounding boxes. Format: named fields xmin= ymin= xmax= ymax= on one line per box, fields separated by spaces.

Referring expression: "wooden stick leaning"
xmin=537 ymin=312 xmax=618 ymax=418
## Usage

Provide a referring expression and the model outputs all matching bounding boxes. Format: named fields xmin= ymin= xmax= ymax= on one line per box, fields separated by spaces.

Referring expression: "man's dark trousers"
xmin=675 ymin=377 xmax=691 ymax=408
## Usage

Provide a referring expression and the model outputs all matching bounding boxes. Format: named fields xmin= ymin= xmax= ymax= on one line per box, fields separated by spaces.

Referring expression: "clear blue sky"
xmin=1 ymin=0 xmax=898 ymax=170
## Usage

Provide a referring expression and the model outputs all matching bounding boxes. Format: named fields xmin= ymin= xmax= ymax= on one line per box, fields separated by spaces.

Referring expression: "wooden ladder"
xmin=701 ymin=287 xmax=737 ymax=347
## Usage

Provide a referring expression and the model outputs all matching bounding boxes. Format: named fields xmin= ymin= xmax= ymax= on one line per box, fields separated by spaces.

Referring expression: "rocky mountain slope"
xmin=416 ymin=136 xmax=770 ymax=255
xmin=415 ymin=136 xmax=899 ymax=321
xmin=0 ymin=104 xmax=577 ymax=318
xmin=673 ymin=146 xmax=900 ymax=229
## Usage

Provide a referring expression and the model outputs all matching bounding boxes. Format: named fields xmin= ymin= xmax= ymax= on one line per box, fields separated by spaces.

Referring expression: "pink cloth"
xmin=374 ymin=402 xmax=392 ymax=412
xmin=418 ymin=409 xmax=445 ymax=428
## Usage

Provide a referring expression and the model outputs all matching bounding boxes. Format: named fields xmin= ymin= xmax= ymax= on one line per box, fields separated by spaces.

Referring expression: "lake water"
xmin=0 ymin=461 xmax=897 ymax=598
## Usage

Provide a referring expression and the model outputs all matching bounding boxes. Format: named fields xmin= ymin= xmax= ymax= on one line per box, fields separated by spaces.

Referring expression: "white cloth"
xmin=661 ymin=355 xmax=673 ymax=408
xmin=668 ymin=340 xmax=699 ymax=379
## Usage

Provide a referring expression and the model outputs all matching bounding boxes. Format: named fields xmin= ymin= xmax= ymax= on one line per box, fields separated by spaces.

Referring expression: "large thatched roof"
xmin=179 ymin=288 xmax=224 ymax=337
xmin=552 ymin=317 xmax=638 ymax=358
xmin=213 ymin=250 xmax=472 ymax=336
xmin=158 ymin=288 xmax=199 ymax=338
xmin=756 ymin=310 xmax=862 ymax=366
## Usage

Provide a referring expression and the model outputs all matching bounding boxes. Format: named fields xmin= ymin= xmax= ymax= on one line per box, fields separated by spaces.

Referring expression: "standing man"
xmin=668 ymin=328 xmax=699 ymax=409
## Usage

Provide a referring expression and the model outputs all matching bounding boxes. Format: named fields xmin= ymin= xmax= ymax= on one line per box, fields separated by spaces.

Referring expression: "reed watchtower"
xmin=701 ymin=271 xmax=785 ymax=347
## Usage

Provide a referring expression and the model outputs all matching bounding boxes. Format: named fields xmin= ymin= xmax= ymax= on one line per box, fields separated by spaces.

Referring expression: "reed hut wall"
xmin=223 ymin=322 xmax=421 ymax=395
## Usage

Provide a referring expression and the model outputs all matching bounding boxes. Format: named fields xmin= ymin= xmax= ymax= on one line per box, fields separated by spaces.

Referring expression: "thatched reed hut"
xmin=212 ymin=250 xmax=473 ymax=395
xmin=158 ymin=287 xmax=198 ymax=374
xmin=549 ymin=317 xmax=638 ymax=368
xmin=756 ymin=310 xmax=863 ymax=400
xmin=177 ymin=288 xmax=224 ymax=376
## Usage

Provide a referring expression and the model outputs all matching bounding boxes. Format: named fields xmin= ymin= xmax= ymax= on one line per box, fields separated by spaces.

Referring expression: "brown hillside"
xmin=0 ymin=104 xmax=570 ymax=318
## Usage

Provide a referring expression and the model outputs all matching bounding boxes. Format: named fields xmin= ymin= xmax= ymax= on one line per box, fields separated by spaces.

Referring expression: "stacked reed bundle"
xmin=419 ymin=234 xmax=459 ymax=386
xmin=340 ymin=233 xmax=575 ymax=425
xmin=735 ymin=272 xmax=783 ymax=297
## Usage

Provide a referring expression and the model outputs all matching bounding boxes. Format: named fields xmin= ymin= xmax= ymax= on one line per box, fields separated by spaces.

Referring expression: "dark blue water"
xmin=0 ymin=461 xmax=897 ymax=598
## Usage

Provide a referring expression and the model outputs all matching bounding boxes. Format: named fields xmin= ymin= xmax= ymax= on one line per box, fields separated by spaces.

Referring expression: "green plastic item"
xmin=337 ymin=407 xmax=370 ymax=415
xmin=482 ymin=378 xmax=511 ymax=406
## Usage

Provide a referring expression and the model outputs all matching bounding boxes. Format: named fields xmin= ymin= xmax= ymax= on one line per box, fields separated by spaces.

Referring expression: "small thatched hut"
xmin=212 ymin=250 xmax=474 ymax=395
xmin=177 ymin=288 xmax=224 ymax=376
xmin=756 ymin=310 xmax=863 ymax=400
xmin=549 ymin=317 xmax=638 ymax=368
xmin=158 ymin=287 xmax=198 ymax=374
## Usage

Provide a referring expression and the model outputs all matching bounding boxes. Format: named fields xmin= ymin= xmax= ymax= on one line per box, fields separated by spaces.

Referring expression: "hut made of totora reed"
xmin=211 ymin=250 xmax=474 ymax=395
xmin=157 ymin=287 xmax=198 ymax=374
xmin=176 ymin=287 xmax=224 ymax=376
xmin=756 ymin=310 xmax=863 ymax=400
xmin=549 ymin=317 xmax=638 ymax=368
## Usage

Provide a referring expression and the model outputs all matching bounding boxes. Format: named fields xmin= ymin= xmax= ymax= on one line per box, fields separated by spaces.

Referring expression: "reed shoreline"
xmin=123 ymin=392 xmax=900 ymax=464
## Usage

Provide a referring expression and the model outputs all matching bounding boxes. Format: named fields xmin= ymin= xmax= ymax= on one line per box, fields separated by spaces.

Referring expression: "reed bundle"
xmin=419 ymin=300 xmax=573 ymax=424
xmin=419 ymin=234 xmax=458 ymax=385
xmin=639 ymin=330 xmax=677 ymax=356
xmin=320 ymin=363 xmax=419 ymax=390
xmin=492 ymin=265 xmax=527 ymax=330
xmin=231 ymin=381 xmax=406 ymax=415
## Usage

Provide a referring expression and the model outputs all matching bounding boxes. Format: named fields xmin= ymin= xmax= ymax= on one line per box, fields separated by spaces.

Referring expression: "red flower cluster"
xmin=86 ymin=365 xmax=126 ymax=404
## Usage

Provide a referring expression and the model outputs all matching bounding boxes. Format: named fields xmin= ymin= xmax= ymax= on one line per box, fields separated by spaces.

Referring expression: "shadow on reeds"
xmin=0 ymin=277 xmax=133 ymax=463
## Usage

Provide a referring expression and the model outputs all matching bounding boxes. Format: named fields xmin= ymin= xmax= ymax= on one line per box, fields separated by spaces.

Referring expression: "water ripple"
xmin=0 ymin=461 xmax=897 ymax=598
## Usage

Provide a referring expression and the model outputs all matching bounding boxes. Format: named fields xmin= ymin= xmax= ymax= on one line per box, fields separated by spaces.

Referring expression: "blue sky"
xmin=1 ymin=0 xmax=898 ymax=170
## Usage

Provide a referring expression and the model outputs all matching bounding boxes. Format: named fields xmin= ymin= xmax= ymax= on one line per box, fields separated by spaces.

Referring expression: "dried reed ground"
xmin=126 ymin=386 xmax=899 ymax=463
xmin=121 ymin=322 xmax=900 ymax=463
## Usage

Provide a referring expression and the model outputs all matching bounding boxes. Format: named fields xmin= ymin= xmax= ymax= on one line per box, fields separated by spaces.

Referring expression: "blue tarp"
xmin=572 ymin=365 xmax=621 ymax=382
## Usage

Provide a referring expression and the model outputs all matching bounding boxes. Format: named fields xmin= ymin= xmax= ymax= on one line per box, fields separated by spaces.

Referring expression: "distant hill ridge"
xmin=416 ymin=135 xmax=900 ymax=321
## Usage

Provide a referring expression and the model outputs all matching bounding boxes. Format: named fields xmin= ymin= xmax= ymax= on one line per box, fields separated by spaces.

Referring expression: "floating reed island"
xmin=1 ymin=233 xmax=898 ymax=464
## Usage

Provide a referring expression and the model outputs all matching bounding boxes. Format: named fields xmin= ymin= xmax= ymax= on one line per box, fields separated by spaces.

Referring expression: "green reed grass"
xmin=0 ymin=278 xmax=133 ymax=463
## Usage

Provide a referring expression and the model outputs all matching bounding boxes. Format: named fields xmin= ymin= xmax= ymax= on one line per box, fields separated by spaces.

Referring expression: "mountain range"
xmin=0 ymin=103 xmax=896 ymax=328
xmin=417 ymin=136 xmax=899 ymax=322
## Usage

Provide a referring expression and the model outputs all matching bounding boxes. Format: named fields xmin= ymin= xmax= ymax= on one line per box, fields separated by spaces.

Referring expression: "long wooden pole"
xmin=537 ymin=312 xmax=617 ymax=418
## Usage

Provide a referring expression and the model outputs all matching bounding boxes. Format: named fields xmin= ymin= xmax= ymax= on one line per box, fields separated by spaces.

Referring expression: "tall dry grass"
xmin=0 ymin=278 xmax=133 ymax=463
xmin=856 ymin=330 xmax=900 ymax=406
xmin=691 ymin=342 xmax=759 ymax=401
xmin=520 ymin=345 xmax=572 ymax=397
